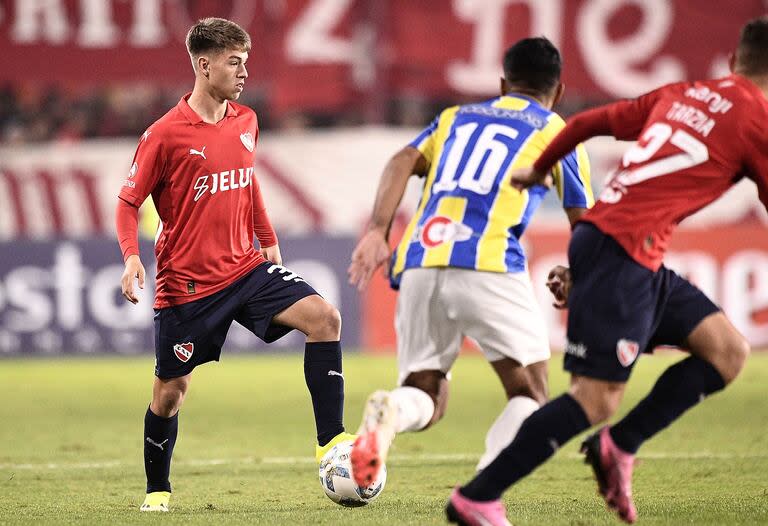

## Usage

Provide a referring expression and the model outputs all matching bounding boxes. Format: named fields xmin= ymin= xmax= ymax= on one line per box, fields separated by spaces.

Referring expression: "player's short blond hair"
xmin=185 ymin=17 xmax=251 ymax=59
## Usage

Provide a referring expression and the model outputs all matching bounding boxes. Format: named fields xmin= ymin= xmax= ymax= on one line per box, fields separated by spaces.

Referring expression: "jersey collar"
xmin=730 ymin=74 xmax=768 ymax=103
xmin=502 ymin=92 xmax=544 ymax=107
xmin=177 ymin=92 xmax=239 ymax=125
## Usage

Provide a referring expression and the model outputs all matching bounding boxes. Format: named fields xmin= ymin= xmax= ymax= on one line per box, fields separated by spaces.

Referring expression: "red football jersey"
xmin=119 ymin=94 xmax=275 ymax=308
xmin=583 ymin=74 xmax=768 ymax=270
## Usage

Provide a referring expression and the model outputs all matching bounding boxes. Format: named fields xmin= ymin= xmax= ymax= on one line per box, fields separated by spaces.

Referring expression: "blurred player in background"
xmin=116 ymin=17 xmax=354 ymax=512
xmin=449 ymin=17 xmax=768 ymax=526
xmin=347 ymin=38 xmax=593 ymax=489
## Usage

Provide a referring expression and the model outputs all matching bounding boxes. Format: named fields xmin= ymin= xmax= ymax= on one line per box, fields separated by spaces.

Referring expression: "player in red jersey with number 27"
xmin=116 ymin=18 xmax=355 ymax=513
xmin=447 ymin=16 xmax=768 ymax=526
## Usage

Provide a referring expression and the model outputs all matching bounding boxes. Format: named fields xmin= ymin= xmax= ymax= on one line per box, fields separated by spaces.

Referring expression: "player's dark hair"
xmin=503 ymin=37 xmax=562 ymax=95
xmin=186 ymin=17 xmax=251 ymax=58
xmin=736 ymin=17 xmax=768 ymax=76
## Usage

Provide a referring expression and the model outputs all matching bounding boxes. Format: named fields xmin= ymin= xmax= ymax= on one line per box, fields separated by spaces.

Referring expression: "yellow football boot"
xmin=140 ymin=491 xmax=170 ymax=512
xmin=315 ymin=431 xmax=358 ymax=463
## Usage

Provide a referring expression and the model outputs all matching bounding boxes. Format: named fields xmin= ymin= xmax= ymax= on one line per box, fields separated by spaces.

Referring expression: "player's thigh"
xmin=564 ymin=223 xmax=659 ymax=383
xmin=271 ymin=294 xmax=340 ymax=336
xmin=395 ymin=268 xmax=462 ymax=386
xmin=447 ymin=268 xmax=550 ymax=368
xmin=234 ymin=262 xmax=323 ymax=343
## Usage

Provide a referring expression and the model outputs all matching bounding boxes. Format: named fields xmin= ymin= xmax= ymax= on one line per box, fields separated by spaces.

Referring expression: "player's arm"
xmin=548 ymin=137 xmax=593 ymax=307
xmin=116 ymin=198 xmax=145 ymax=304
xmin=348 ymin=146 xmax=427 ymax=290
xmin=116 ymin=128 xmax=164 ymax=304
xmin=252 ymin=178 xmax=281 ymax=265
xmin=512 ymin=88 xmax=667 ymax=189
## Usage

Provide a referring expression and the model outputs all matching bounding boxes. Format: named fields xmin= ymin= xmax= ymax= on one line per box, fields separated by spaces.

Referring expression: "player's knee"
xmin=307 ymin=301 xmax=342 ymax=341
xmin=319 ymin=302 xmax=342 ymax=339
xmin=719 ymin=336 xmax=750 ymax=385
xmin=152 ymin=388 xmax=185 ymax=417
xmin=569 ymin=378 xmax=623 ymax=425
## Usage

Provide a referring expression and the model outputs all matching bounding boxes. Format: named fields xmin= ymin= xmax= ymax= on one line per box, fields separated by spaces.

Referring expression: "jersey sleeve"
xmin=252 ymin=176 xmax=277 ymax=248
xmin=551 ymin=143 xmax=595 ymax=208
xmin=605 ymin=84 xmax=675 ymax=140
xmin=408 ymin=114 xmax=440 ymax=165
xmin=115 ymin=198 xmax=140 ymax=260
xmin=118 ymin=128 xmax=166 ymax=207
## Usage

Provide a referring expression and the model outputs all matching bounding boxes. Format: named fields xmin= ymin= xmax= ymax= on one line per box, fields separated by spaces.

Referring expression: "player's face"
xmin=208 ymin=49 xmax=249 ymax=101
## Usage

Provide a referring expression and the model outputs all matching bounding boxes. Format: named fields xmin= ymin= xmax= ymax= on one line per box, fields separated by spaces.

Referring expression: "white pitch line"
xmin=1 ymin=452 xmax=766 ymax=471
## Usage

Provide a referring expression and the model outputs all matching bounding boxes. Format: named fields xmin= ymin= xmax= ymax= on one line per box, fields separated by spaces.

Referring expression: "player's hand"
xmin=121 ymin=254 xmax=145 ymax=304
xmin=348 ymin=229 xmax=391 ymax=291
xmin=509 ymin=167 xmax=552 ymax=190
xmin=546 ymin=265 xmax=571 ymax=309
xmin=261 ymin=244 xmax=282 ymax=265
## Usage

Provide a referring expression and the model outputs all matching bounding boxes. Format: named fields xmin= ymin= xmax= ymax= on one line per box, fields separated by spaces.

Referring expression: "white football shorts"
xmin=395 ymin=267 xmax=550 ymax=385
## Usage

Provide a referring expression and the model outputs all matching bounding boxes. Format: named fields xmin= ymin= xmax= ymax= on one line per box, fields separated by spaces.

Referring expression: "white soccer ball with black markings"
xmin=319 ymin=440 xmax=386 ymax=507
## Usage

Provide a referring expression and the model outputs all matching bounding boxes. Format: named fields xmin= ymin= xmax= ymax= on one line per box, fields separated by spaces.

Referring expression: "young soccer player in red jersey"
xmin=115 ymin=18 xmax=354 ymax=512
xmin=448 ymin=17 xmax=768 ymax=526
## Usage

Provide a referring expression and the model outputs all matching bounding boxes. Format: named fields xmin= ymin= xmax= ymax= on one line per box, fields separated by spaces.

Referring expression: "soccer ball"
xmin=318 ymin=440 xmax=387 ymax=507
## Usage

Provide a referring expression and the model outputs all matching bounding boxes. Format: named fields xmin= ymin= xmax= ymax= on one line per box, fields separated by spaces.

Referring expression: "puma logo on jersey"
xmin=193 ymin=167 xmax=253 ymax=202
xmin=189 ymin=146 xmax=207 ymax=159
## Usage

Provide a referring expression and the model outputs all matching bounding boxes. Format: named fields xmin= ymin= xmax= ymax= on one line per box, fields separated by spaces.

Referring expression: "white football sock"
xmin=476 ymin=395 xmax=540 ymax=471
xmin=389 ymin=386 xmax=435 ymax=433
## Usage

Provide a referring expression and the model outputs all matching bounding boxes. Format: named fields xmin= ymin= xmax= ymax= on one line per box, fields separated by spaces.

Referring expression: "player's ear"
xmin=552 ymin=82 xmax=565 ymax=107
xmin=500 ymin=77 xmax=508 ymax=96
xmin=197 ymin=56 xmax=210 ymax=78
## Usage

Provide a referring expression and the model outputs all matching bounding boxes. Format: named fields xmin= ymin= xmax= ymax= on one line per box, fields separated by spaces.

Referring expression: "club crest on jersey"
xmin=616 ymin=339 xmax=640 ymax=367
xmin=240 ymin=132 xmax=255 ymax=152
xmin=173 ymin=342 xmax=194 ymax=363
xmin=418 ymin=215 xmax=473 ymax=248
xmin=128 ymin=162 xmax=138 ymax=178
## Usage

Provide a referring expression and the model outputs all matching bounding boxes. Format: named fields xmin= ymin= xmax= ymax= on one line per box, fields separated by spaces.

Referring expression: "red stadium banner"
xmin=1 ymin=0 xmax=764 ymax=114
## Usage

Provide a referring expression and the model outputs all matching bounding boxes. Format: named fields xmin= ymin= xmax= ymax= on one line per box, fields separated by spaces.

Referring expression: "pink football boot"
xmin=446 ymin=486 xmax=513 ymax=526
xmin=581 ymin=427 xmax=638 ymax=524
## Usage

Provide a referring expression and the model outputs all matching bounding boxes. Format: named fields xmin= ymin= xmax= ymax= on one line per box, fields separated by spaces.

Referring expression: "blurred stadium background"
xmin=0 ymin=0 xmax=766 ymax=357
xmin=3 ymin=2 xmax=768 ymax=524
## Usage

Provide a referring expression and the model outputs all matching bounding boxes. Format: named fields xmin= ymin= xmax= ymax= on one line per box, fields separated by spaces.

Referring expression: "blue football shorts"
xmin=153 ymin=261 xmax=318 ymax=378
xmin=563 ymin=222 xmax=720 ymax=382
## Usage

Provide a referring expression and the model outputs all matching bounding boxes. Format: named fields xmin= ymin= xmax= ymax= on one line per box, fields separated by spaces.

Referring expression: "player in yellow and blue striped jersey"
xmin=391 ymin=89 xmax=593 ymax=286
xmin=347 ymin=39 xmax=593 ymax=512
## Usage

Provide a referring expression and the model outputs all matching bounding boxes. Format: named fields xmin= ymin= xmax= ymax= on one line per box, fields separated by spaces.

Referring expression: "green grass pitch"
xmin=1 ymin=351 xmax=767 ymax=525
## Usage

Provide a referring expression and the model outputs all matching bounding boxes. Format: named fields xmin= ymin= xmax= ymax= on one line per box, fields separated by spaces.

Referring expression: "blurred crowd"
xmin=0 ymin=83 xmax=596 ymax=145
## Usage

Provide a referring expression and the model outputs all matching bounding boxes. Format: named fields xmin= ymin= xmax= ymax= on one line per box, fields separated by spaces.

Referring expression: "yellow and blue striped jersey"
xmin=390 ymin=94 xmax=594 ymax=289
